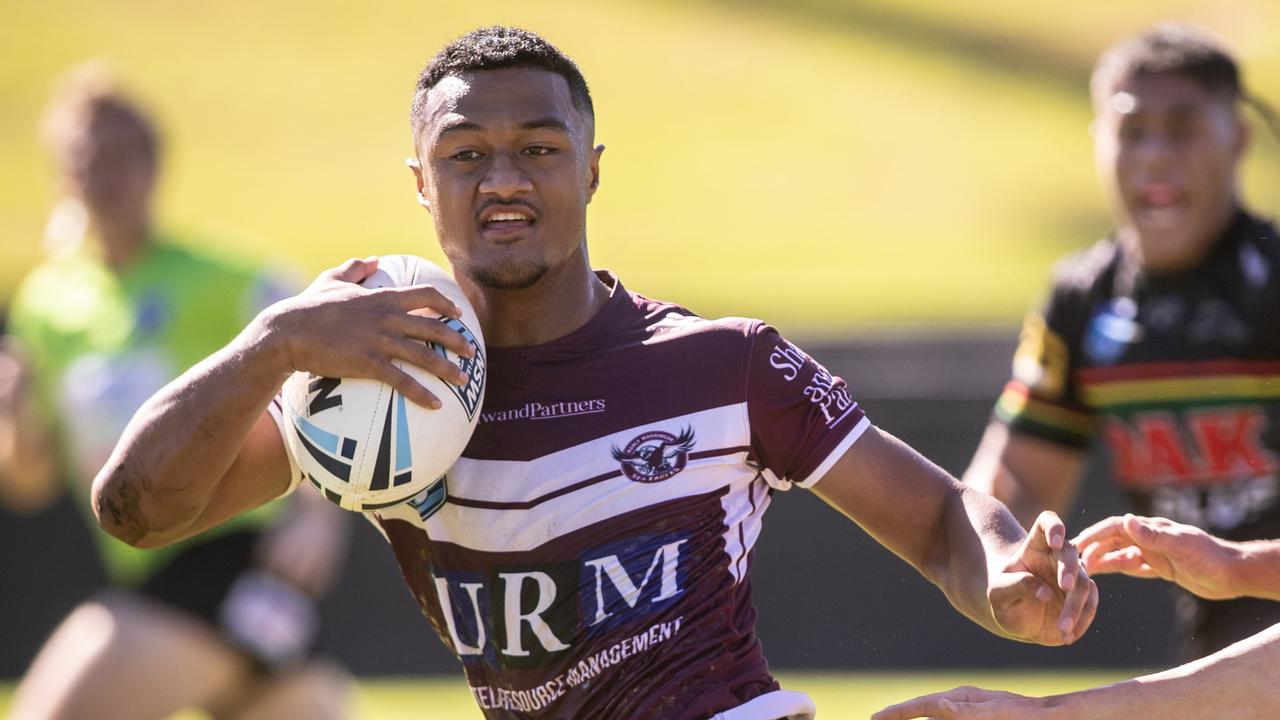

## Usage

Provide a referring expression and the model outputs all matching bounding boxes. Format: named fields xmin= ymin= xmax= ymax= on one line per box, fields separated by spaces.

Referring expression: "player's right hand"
xmin=262 ymin=257 xmax=476 ymax=410
xmin=872 ymin=685 xmax=1045 ymax=720
xmin=1073 ymin=514 xmax=1241 ymax=600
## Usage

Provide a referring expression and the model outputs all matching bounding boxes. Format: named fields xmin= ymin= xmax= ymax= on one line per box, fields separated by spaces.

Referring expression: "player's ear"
xmin=406 ymin=158 xmax=431 ymax=212
xmin=1233 ymin=114 xmax=1251 ymax=161
xmin=586 ymin=144 xmax=604 ymax=203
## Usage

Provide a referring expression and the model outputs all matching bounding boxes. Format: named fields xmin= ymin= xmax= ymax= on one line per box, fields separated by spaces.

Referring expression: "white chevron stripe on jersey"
xmin=380 ymin=445 xmax=755 ymax=553
xmin=456 ymin=401 xmax=750 ymax=506
xmin=370 ymin=403 xmax=751 ymax=552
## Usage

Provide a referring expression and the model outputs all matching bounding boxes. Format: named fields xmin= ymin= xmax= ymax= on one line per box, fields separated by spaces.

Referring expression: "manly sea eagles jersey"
xmin=994 ymin=210 xmax=1280 ymax=654
xmin=272 ymin=272 xmax=868 ymax=719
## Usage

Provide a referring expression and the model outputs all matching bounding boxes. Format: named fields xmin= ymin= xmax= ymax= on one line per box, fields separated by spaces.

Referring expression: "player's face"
xmin=1092 ymin=72 xmax=1246 ymax=272
xmin=58 ymin=110 xmax=156 ymax=222
xmin=414 ymin=67 xmax=602 ymax=291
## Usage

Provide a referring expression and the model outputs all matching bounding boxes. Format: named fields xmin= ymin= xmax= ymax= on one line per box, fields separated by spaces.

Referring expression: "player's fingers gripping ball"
xmin=281 ymin=255 xmax=487 ymax=511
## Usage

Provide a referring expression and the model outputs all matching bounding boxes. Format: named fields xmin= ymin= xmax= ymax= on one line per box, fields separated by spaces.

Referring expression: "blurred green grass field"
xmin=0 ymin=669 xmax=1133 ymax=718
xmin=4 ymin=1 xmax=1278 ymax=333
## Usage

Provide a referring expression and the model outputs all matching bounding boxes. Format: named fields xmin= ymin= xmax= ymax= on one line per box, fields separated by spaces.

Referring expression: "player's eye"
xmin=523 ymin=145 xmax=556 ymax=157
xmin=450 ymin=149 xmax=482 ymax=162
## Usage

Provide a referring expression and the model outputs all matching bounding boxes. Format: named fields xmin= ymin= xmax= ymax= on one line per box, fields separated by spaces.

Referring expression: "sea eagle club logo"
xmin=612 ymin=427 xmax=696 ymax=483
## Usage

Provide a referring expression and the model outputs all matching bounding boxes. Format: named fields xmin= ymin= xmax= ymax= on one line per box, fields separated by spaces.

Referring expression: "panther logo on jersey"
xmin=611 ymin=427 xmax=696 ymax=483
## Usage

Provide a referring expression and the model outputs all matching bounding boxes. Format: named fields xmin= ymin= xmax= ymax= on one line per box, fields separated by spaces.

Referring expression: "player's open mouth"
xmin=479 ymin=207 xmax=536 ymax=239
xmin=1133 ymin=183 xmax=1189 ymax=230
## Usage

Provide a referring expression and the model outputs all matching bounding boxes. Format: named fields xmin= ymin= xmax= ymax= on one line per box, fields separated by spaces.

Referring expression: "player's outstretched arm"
xmin=872 ymin=621 xmax=1280 ymax=720
xmin=963 ymin=421 xmax=1085 ymax=530
xmin=1075 ymin=514 xmax=1280 ymax=602
xmin=92 ymin=257 xmax=474 ymax=548
xmin=812 ymin=426 xmax=1097 ymax=647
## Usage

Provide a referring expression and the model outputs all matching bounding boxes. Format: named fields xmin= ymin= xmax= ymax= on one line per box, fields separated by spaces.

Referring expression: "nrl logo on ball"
xmin=611 ymin=427 xmax=696 ymax=483
xmin=430 ymin=317 xmax=486 ymax=421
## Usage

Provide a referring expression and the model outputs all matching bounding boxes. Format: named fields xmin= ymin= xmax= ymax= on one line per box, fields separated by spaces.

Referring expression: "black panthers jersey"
xmin=996 ymin=209 xmax=1280 ymax=658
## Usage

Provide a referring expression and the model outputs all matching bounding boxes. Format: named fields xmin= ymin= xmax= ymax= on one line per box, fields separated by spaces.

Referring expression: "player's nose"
xmin=1133 ymin=130 xmax=1179 ymax=174
xmin=479 ymin=151 xmax=533 ymax=198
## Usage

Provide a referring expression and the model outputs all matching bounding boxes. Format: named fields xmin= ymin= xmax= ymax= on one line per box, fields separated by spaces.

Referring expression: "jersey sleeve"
xmin=745 ymin=323 xmax=871 ymax=490
xmin=993 ymin=284 xmax=1095 ymax=448
xmin=266 ymin=394 xmax=306 ymax=497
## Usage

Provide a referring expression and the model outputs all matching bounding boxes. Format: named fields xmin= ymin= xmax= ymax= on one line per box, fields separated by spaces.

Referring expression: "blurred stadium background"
xmin=2 ymin=0 xmax=1278 ymax=717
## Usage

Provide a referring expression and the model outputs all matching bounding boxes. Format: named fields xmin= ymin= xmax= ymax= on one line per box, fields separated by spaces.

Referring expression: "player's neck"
xmin=91 ymin=212 xmax=151 ymax=273
xmin=469 ymin=252 xmax=611 ymax=349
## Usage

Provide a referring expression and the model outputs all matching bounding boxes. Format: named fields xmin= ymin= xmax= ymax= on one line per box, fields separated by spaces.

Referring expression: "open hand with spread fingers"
xmin=1073 ymin=514 xmax=1245 ymax=601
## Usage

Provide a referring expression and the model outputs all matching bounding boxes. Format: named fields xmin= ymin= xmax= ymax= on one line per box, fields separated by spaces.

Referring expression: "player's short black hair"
xmin=410 ymin=26 xmax=594 ymax=136
xmin=1091 ymin=23 xmax=1241 ymax=102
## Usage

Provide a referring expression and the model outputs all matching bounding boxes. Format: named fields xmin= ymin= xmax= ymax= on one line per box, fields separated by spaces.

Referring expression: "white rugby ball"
xmin=280 ymin=255 xmax=486 ymax=512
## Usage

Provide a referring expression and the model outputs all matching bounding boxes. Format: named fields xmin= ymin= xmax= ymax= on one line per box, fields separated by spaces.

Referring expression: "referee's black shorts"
xmin=137 ymin=529 xmax=321 ymax=672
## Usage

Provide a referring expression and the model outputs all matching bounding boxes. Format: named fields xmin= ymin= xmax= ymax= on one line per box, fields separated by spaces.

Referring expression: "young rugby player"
xmin=965 ymin=23 xmax=1280 ymax=661
xmin=91 ymin=28 xmax=1097 ymax=719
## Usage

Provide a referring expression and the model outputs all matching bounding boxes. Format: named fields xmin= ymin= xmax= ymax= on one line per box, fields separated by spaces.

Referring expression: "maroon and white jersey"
xmin=275 ymin=273 xmax=868 ymax=719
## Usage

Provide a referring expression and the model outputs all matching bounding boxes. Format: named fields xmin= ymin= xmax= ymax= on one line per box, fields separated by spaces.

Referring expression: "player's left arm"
xmin=872 ymin=622 xmax=1280 ymax=720
xmin=812 ymin=426 xmax=1097 ymax=646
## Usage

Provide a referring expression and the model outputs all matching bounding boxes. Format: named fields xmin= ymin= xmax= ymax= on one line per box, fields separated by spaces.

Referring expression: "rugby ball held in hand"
xmin=280 ymin=255 xmax=486 ymax=512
